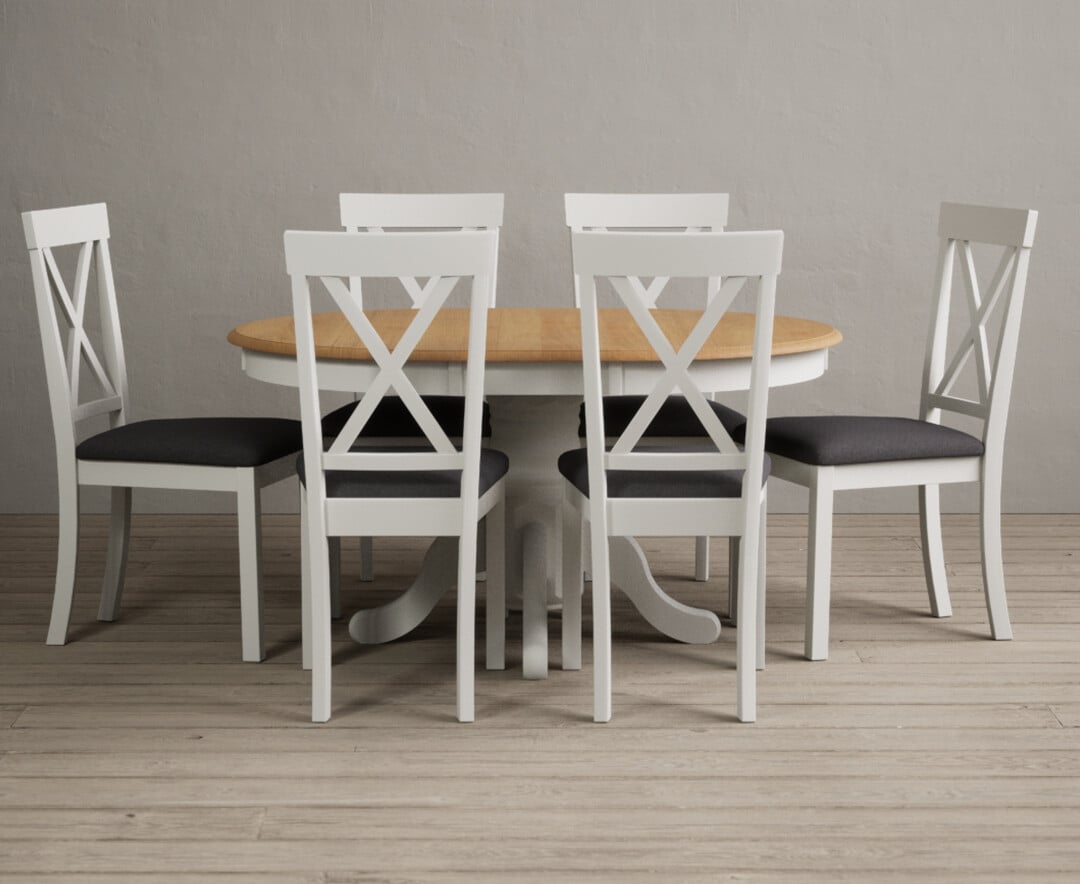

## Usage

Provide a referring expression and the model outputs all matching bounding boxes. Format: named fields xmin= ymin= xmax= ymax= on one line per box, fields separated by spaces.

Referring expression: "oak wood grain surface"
xmin=227 ymin=307 xmax=843 ymax=362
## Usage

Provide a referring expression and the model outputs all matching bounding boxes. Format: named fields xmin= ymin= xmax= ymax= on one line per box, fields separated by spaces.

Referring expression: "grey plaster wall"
xmin=1 ymin=0 xmax=1077 ymax=514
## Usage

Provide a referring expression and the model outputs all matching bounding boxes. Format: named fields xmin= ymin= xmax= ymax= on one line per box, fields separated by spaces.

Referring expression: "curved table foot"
xmin=348 ymin=536 xmax=457 ymax=644
xmin=609 ymin=536 xmax=721 ymax=644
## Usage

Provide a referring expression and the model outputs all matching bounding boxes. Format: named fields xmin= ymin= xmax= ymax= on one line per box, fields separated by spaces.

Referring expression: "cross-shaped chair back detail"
xmin=284 ymin=230 xmax=498 ymax=482
xmin=565 ymin=193 xmax=730 ymax=308
xmin=22 ymin=203 xmax=129 ymax=454
xmin=921 ymin=203 xmax=1038 ymax=448
xmin=339 ymin=193 xmax=504 ymax=308
xmin=571 ymin=230 xmax=783 ymax=488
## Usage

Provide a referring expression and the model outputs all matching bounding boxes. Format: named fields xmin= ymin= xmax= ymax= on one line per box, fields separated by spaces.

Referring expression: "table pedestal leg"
xmin=348 ymin=537 xmax=456 ymax=644
xmin=345 ymin=396 xmax=721 ymax=658
xmin=490 ymin=396 xmax=581 ymax=679
xmin=609 ymin=537 xmax=722 ymax=644
xmin=520 ymin=522 xmax=549 ymax=678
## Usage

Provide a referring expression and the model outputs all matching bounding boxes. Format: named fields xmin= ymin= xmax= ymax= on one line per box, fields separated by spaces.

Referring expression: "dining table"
xmin=227 ymin=306 xmax=842 ymax=678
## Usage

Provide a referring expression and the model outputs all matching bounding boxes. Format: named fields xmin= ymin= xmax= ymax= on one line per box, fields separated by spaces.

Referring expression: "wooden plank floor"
xmin=1 ymin=513 xmax=1078 ymax=882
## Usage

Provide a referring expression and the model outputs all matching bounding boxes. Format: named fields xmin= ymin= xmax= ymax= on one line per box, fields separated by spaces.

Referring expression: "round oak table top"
xmin=227 ymin=307 xmax=842 ymax=364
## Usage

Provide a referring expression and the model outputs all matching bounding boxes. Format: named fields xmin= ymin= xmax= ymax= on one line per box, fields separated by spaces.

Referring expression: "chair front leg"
xmin=694 ymin=536 xmax=710 ymax=581
xmin=980 ymin=461 xmax=1013 ymax=640
xmin=805 ymin=468 xmax=835 ymax=662
xmin=236 ymin=470 xmax=265 ymax=663
xmin=918 ymin=484 xmax=952 ymax=618
xmin=328 ymin=537 xmax=342 ymax=619
xmin=97 ymin=486 xmax=131 ymax=622
xmin=485 ymin=494 xmax=507 ymax=671
xmin=561 ymin=496 xmax=583 ymax=671
xmin=46 ymin=476 xmax=81 ymax=646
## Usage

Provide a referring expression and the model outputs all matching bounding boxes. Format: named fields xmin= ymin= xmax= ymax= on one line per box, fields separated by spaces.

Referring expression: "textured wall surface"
xmin=1 ymin=0 xmax=1077 ymax=513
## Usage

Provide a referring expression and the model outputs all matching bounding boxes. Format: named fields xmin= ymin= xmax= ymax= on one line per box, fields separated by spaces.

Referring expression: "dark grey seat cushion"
xmin=298 ymin=447 xmax=509 ymax=499
xmin=76 ymin=418 xmax=302 ymax=468
xmin=322 ymin=396 xmax=491 ymax=439
xmin=740 ymin=415 xmax=985 ymax=467
xmin=579 ymin=396 xmax=746 ymax=439
xmin=558 ymin=446 xmax=769 ymax=499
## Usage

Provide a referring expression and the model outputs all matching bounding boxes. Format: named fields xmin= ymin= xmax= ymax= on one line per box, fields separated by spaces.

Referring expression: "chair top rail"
xmin=938 ymin=202 xmax=1038 ymax=248
xmin=284 ymin=230 xmax=499 ymax=279
xmin=565 ymin=193 xmax=730 ymax=229
xmin=571 ymin=229 xmax=783 ymax=279
xmin=340 ymin=193 xmax=504 ymax=230
xmin=23 ymin=203 xmax=109 ymax=250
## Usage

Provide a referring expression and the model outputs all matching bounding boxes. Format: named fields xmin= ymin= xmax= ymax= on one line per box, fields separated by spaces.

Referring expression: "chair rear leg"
xmin=727 ymin=536 xmax=739 ymax=622
xmin=918 ymin=484 xmax=952 ymax=618
xmin=756 ymin=499 xmax=767 ymax=672
xmin=694 ymin=536 xmax=710 ymax=581
xmin=305 ymin=501 xmax=333 ymax=723
xmin=236 ymin=471 xmax=265 ymax=663
xmin=328 ymin=537 xmax=342 ymax=619
xmin=46 ymin=479 xmax=81 ymax=646
xmin=359 ymin=537 xmax=374 ymax=582
xmin=805 ymin=469 xmax=835 ymax=661
xmin=561 ymin=498 xmax=583 ymax=671
xmin=485 ymin=496 xmax=506 ymax=671
xmin=300 ymin=494 xmax=312 ymax=671
xmin=477 ymin=517 xmax=487 ymax=580
xmin=97 ymin=486 xmax=131 ymax=622
xmin=980 ymin=468 xmax=1013 ymax=640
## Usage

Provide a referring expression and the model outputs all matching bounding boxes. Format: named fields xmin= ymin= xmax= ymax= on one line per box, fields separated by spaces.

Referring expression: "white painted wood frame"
xmin=564 ymin=193 xmax=731 ymax=590
xmin=338 ymin=194 xmax=505 ymax=586
xmin=22 ymin=203 xmax=294 ymax=663
xmin=285 ymin=229 xmax=506 ymax=723
xmin=767 ymin=202 xmax=1038 ymax=661
xmin=564 ymin=229 xmax=783 ymax=723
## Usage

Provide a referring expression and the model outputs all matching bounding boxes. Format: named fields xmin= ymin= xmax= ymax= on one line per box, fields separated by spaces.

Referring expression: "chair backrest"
xmin=564 ymin=193 xmax=730 ymax=307
xmin=340 ymin=193 xmax=503 ymax=307
xmin=920 ymin=202 xmax=1038 ymax=454
xmin=284 ymin=229 xmax=498 ymax=502
xmin=22 ymin=203 xmax=130 ymax=462
xmin=571 ymin=229 xmax=783 ymax=499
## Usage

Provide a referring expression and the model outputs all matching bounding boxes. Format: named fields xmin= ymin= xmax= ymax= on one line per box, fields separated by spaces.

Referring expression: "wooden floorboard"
xmin=0 ymin=513 xmax=1078 ymax=881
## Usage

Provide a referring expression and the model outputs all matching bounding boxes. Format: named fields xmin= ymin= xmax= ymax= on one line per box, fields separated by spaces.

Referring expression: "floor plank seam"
xmin=2 ymin=514 xmax=1079 ymax=877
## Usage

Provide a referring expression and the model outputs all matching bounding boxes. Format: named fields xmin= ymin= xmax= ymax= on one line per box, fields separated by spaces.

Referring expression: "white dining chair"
xmin=286 ymin=228 xmax=507 ymax=723
xmin=755 ymin=202 xmax=1038 ymax=660
xmin=560 ymin=228 xmax=783 ymax=722
xmin=564 ymin=193 xmax=741 ymax=587
xmin=332 ymin=193 xmax=504 ymax=586
xmin=23 ymin=203 xmax=301 ymax=662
